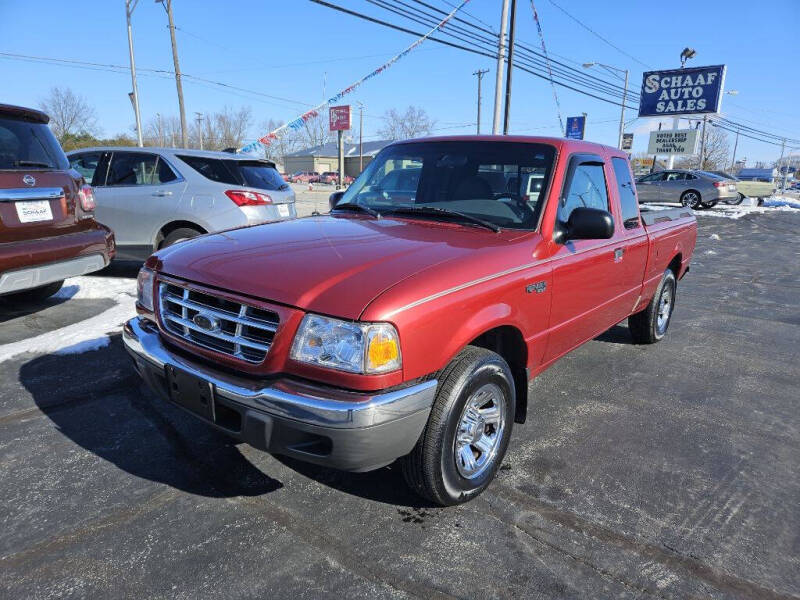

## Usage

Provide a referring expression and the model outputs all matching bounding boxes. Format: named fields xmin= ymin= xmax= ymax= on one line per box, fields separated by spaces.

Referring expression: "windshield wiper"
xmin=332 ymin=202 xmax=381 ymax=218
xmin=13 ymin=160 xmax=54 ymax=169
xmin=386 ymin=205 xmax=500 ymax=232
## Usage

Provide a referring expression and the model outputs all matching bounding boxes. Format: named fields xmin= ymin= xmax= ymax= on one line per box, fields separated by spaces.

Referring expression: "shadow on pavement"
xmin=594 ymin=324 xmax=633 ymax=344
xmin=94 ymin=261 xmax=142 ymax=279
xmin=19 ymin=334 xmax=283 ymax=498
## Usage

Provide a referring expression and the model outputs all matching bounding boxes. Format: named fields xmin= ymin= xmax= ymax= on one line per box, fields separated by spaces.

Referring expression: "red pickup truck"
xmin=124 ymin=136 xmax=696 ymax=505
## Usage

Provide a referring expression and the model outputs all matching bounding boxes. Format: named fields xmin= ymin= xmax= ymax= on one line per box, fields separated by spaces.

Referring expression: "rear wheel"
xmin=726 ymin=193 xmax=745 ymax=205
xmin=402 ymin=346 xmax=515 ymax=506
xmin=680 ymin=190 xmax=703 ymax=210
xmin=629 ymin=269 xmax=677 ymax=344
xmin=160 ymin=227 xmax=202 ymax=249
xmin=1 ymin=280 xmax=64 ymax=305
xmin=701 ymin=199 xmax=718 ymax=209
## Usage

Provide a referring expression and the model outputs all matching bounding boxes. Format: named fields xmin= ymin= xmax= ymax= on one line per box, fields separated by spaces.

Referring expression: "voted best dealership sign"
xmin=638 ymin=65 xmax=726 ymax=117
xmin=647 ymin=129 xmax=699 ymax=156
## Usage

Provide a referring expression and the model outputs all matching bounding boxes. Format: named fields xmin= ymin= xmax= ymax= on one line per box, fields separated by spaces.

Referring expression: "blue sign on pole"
xmin=638 ymin=65 xmax=726 ymax=118
xmin=565 ymin=116 xmax=585 ymax=140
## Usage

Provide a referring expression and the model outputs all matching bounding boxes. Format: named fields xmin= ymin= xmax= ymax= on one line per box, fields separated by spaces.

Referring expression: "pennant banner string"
xmin=238 ymin=0 xmax=472 ymax=153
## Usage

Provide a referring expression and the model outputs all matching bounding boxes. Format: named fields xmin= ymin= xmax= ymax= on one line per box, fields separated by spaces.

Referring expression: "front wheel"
xmin=680 ymin=190 xmax=703 ymax=210
xmin=629 ymin=269 xmax=677 ymax=344
xmin=402 ymin=346 xmax=515 ymax=506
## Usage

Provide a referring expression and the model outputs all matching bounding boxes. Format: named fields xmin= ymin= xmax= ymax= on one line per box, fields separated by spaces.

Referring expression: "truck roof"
xmin=390 ymin=134 xmax=623 ymax=156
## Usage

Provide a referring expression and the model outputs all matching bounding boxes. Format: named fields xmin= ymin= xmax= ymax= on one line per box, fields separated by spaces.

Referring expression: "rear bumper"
xmin=0 ymin=253 xmax=108 ymax=294
xmin=122 ymin=317 xmax=437 ymax=472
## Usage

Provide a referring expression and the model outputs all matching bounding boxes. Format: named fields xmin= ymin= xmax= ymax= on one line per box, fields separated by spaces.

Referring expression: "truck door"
xmin=610 ymin=157 xmax=649 ymax=316
xmin=543 ymin=154 xmax=629 ymax=362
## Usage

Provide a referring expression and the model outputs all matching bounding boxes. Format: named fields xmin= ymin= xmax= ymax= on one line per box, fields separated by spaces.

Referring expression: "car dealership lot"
xmin=1 ymin=212 xmax=798 ymax=599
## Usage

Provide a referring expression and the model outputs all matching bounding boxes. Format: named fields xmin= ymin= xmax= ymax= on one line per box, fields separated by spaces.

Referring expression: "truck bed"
xmin=639 ymin=206 xmax=693 ymax=226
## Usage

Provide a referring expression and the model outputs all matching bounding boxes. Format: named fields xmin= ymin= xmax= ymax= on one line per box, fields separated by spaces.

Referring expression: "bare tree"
xmin=39 ymin=86 xmax=98 ymax=144
xmin=675 ymin=125 xmax=731 ymax=171
xmin=205 ymin=106 xmax=252 ymax=150
xmin=291 ymin=112 xmax=331 ymax=150
xmin=258 ymin=118 xmax=303 ymax=164
xmin=143 ymin=114 xmax=181 ymax=147
xmin=377 ymin=106 xmax=435 ymax=140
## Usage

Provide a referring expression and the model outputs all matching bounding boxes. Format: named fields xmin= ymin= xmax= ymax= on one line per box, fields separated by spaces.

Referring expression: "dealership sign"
xmin=647 ymin=129 xmax=699 ymax=155
xmin=565 ymin=116 xmax=586 ymax=140
xmin=329 ymin=105 xmax=351 ymax=131
xmin=621 ymin=133 xmax=634 ymax=151
xmin=638 ymin=65 xmax=726 ymax=117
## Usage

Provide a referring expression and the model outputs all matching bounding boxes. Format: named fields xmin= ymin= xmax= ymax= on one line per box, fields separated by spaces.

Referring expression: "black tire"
xmin=680 ymin=190 xmax=703 ymax=210
xmin=726 ymin=193 xmax=745 ymax=206
xmin=160 ymin=227 xmax=202 ymax=249
xmin=629 ymin=269 xmax=677 ymax=344
xmin=1 ymin=280 xmax=64 ymax=305
xmin=401 ymin=346 xmax=515 ymax=506
xmin=701 ymin=199 xmax=718 ymax=209
xmin=756 ymin=197 xmax=764 ymax=207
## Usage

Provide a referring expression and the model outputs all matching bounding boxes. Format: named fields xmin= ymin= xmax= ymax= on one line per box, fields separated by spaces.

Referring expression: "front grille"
xmin=158 ymin=282 xmax=279 ymax=363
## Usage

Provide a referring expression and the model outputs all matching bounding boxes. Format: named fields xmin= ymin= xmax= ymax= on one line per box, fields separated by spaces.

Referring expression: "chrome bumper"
xmin=122 ymin=317 xmax=437 ymax=471
xmin=0 ymin=253 xmax=107 ymax=295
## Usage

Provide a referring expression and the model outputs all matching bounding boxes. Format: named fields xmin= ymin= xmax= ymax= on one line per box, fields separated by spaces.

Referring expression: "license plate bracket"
xmin=165 ymin=365 xmax=214 ymax=421
xmin=16 ymin=200 xmax=53 ymax=223
xmin=277 ymin=204 xmax=290 ymax=217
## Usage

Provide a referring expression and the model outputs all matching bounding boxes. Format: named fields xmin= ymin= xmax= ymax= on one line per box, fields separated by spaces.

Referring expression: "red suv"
xmin=0 ymin=104 xmax=114 ymax=303
xmin=289 ymin=171 xmax=319 ymax=184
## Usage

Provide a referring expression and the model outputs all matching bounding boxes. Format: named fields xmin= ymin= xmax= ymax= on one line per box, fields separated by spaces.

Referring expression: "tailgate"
xmin=0 ymin=171 xmax=84 ymax=243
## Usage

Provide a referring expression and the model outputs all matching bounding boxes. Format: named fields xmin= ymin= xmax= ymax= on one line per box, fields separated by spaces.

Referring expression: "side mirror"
xmin=554 ymin=207 xmax=614 ymax=243
xmin=329 ymin=190 xmax=344 ymax=210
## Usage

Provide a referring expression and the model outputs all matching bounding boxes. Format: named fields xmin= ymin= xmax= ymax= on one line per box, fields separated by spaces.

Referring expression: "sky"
xmin=1 ymin=0 xmax=798 ymax=163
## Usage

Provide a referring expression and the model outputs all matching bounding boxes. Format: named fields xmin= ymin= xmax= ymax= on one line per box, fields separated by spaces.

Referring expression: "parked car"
xmin=319 ymin=171 xmax=354 ymax=186
xmin=635 ymin=169 xmax=737 ymax=209
xmin=67 ymin=147 xmax=296 ymax=261
xmin=124 ymin=136 xmax=697 ymax=505
xmin=707 ymin=171 xmax=774 ymax=205
xmin=0 ymin=104 xmax=114 ymax=304
xmin=288 ymin=171 xmax=319 ymax=184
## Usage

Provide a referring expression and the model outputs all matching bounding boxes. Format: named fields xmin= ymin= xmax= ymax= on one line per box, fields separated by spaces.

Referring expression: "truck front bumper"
xmin=122 ymin=317 xmax=437 ymax=472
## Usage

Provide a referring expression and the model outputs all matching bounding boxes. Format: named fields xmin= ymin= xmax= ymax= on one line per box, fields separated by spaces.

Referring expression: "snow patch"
xmin=709 ymin=234 xmax=720 ymax=240
xmin=0 ymin=276 xmax=137 ymax=362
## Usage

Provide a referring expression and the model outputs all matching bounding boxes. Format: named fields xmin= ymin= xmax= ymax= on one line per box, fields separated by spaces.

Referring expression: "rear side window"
xmin=611 ymin=157 xmax=640 ymax=228
xmin=177 ymin=155 xmax=239 ymax=185
xmin=69 ymin=152 xmax=103 ymax=184
xmin=0 ymin=116 xmax=69 ymax=171
xmin=560 ymin=163 xmax=608 ymax=222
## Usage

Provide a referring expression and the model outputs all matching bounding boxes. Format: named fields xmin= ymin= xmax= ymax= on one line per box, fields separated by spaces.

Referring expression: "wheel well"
xmin=155 ymin=221 xmax=207 ymax=249
xmin=469 ymin=326 xmax=529 ymax=424
xmin=668 ymin=254 xmax=682 ymax=278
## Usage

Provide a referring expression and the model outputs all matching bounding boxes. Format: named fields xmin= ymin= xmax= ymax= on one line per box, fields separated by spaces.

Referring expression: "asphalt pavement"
xmin=1 ymin=211 xmax=798 ymax=599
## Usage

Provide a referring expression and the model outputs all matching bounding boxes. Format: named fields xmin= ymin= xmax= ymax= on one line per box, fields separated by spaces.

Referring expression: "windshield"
xmin=0 ymin=116 xmax=69 ymax=170
xmin=336 ymin=141 xmax=556 ymax=230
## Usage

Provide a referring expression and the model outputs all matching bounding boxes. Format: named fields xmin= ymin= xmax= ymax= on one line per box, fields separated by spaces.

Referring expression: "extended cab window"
xmin=559 ymin=163 xmax=608 ymax=222
xmin=107 ymin=152 xmax=177 ymax=186
xmin=337 ymin=141 xmax=556 ymax=230
xmin=611 ymin=157 xmax=640 ymax=228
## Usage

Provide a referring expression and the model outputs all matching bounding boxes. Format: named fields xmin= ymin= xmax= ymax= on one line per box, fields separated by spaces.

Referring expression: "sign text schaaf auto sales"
xmin=638 ymin=65 xmax=726 ymax=117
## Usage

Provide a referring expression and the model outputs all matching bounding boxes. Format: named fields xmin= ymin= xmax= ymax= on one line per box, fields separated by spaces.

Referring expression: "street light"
xmin=583 ymin=61 xmax=629 ymax=150
xmin=680 ymin=47 xmax=696 ymax=67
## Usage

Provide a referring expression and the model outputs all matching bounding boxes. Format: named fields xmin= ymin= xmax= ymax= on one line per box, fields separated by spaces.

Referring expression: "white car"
xmin=67 ymin=147 xmax=296 ymax=260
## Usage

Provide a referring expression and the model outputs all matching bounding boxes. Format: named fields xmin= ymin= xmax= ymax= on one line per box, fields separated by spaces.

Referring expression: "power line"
xmin=545 ymin=0 xmax=651 ymax=68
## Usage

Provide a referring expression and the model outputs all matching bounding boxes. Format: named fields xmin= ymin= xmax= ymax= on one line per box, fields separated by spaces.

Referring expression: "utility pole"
xmin=730 ymin=128 xmax=739 ymax=170
xmin=357 ymin=102 xmax=364 ymax=172
xmin=618 ymin=69 xmax=629 ymax=149
xmin=699 ymin=115 xmax=708 ymax=169
xmin=195 ymin=112 xmax=203 ymax=150
xmin=492 ymin=0 xmax=510 ymax=135
xmin=473 ymin=69 xmax=489 ymax=134
xmin=502 ymin=0 xmax=517 ymax=135
xmin=158 ymin=0 xmax=188 ymax=148
xmin=650 ymin=122 xmax=662 ymax=174
xmin=125 ymin=0 xmax=143 ymax=147
xmin=778 ymin=138 xmax=787 ymax=193
xmin=337 ymin=129 xmax=344 ymax=191
xmin=156 ymin=113 xmax=163 ymax=146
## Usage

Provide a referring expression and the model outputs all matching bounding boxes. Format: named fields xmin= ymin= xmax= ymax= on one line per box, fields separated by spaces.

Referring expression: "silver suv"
xmin=66 ymin=147 xmax=296 ymax=260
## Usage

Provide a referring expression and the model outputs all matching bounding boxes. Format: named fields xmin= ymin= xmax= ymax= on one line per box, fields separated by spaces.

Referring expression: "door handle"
xmin=614 ymin=248 xmax=624 ymax=262
xmin=153 ymin=190 xmax=173 ymax=197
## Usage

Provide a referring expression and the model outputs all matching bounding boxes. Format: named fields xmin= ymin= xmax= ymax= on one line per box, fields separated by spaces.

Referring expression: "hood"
xmin=153 ymin=215 xmax=523 ymax=320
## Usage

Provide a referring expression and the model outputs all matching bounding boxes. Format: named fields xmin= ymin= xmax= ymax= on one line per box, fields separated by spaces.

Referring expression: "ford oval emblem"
xmin=192 ymin=312 xmax=219 ymax=332
xmin=22 ymin=174 xmax=36 ymax=187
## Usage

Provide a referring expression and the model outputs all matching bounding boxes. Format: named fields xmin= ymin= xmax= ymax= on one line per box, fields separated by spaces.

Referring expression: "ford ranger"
xmin=123 ymin=136 xmax=697 ymax=505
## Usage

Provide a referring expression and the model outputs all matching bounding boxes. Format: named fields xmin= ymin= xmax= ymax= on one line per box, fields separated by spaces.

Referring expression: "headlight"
xmin=136 ymin=267 xmax=155 ymax=312
xmin=290 ymin=314 xmax=401 ymax=374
